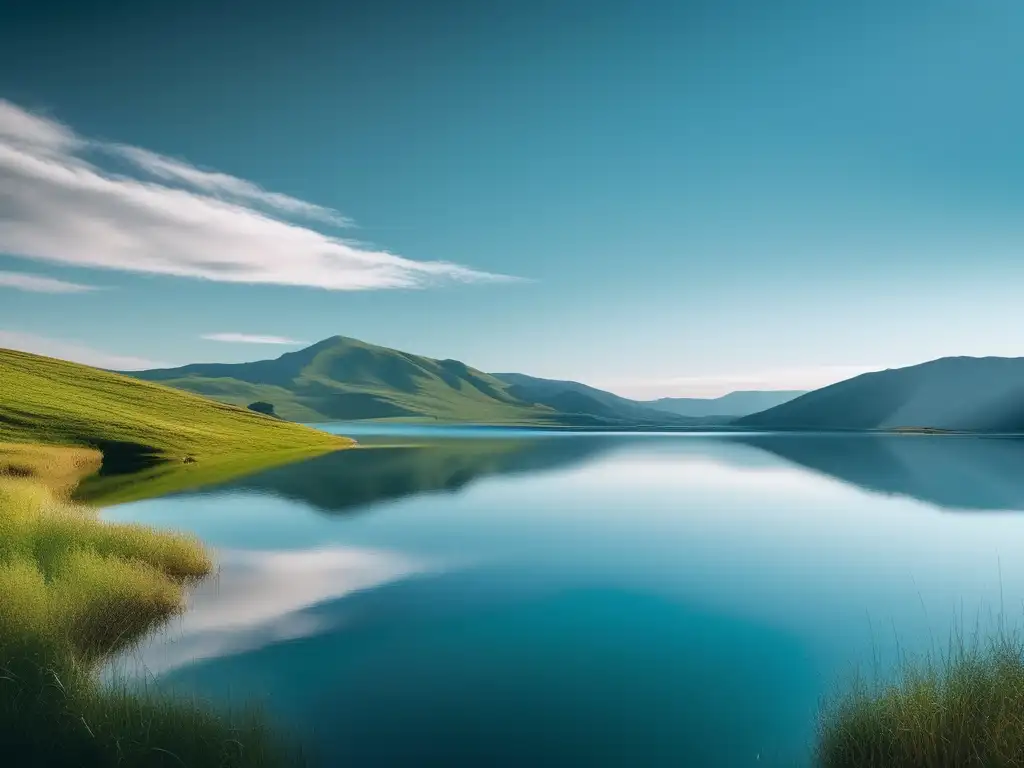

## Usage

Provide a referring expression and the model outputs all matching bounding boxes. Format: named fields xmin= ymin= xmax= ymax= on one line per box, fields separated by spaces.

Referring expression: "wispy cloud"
xmin=0 ymin=330 xmax=166 ymax=370
xmin=0 ymin=99 xmax=516 ymax=291
xmin=106 ymin=145 xmax=352 ymax=227
xmin=202 ymin=332 xmax=309 ymax=345
xmin=599 ymin=364 xmax=883 ymax=399
xmin=0 ymin=270 xmax=99 ymax=293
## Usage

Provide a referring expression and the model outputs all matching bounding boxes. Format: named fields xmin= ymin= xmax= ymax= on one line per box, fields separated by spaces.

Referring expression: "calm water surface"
xmin=103 ymin=430 xmax=1024 ymax=766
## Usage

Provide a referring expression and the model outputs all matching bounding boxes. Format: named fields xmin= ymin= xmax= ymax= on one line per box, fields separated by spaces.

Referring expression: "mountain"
xmin=735 ymin=357 xmax=1024 ymax=432
xmin=0 ymin=348 xmax=347 ymax=473
xmin=130 ymin=336 xmax=694 ymax=426
xmin=490 ymin=373 xmax=707 ymax=425
xmin=642 ymin=390 xmax=806 ymax=418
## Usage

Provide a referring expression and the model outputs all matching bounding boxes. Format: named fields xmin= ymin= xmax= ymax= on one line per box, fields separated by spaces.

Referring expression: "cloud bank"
xmin=202 ymin=332 xmax=309 ymax=345
xmin=0 ymin=99 xmax=513 ymax=290
xmin=0 ymin=270 xmax=98 ymax=293
xmin=0 ymin=330 xmax=166 ymax=370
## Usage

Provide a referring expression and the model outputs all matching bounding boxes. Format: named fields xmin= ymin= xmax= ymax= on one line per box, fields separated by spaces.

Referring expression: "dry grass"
xmin=0 ymin=443 xmax=102 ymax=497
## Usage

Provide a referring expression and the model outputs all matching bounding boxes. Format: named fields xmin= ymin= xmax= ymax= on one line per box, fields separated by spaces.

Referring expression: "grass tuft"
xmin=818 ymin=629 xmax=1024 ymax=767
xmin=0 ymin=477 xmax=300 ymax=766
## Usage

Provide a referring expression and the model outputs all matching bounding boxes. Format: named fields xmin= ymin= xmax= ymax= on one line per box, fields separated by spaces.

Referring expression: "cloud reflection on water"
xmin=110 ymin=545 xmax=438 ymax=678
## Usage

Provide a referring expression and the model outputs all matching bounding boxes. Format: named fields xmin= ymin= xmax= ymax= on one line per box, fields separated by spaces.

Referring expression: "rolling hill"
xmin=130 ymin=336 xmax=699 ymax=426
xmin=0 ymin=347 xmax=348 ymax=476
xmin=734 ymin=356 xmax=1024 ymax=432
xmin=642 ymin=390 xmax=806 ymax=418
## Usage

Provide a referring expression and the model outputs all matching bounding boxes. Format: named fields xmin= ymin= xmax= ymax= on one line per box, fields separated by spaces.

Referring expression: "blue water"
xmin=103 ymin=430 xmax=1024 ymax=766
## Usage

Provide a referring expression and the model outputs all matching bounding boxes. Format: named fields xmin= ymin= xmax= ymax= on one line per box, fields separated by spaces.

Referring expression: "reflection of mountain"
xmin=733 ymin=434 xmax=1024 ymax=511
xmin=178 ymin=437 xmax=625 ymax=515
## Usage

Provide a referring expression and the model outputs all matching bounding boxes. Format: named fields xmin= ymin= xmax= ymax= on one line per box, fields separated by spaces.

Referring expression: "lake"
xmin=102 ymin=429 xmax=1024 ymax=766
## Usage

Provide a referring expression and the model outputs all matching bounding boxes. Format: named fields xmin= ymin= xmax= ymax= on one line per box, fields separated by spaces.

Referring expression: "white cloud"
xmin=0 ymin=330 xmax=166 ymax=370
xmin=0 ymin=99 xmax=516 ymax=291
xmin=0 ymin=270 xmax=98 ymax=293
xmin=202 ymin=332 xmax=309 ymax=345
xmin=0 ymin=100 xmax=78 ymax=153
xmin=106 ymin=144 xmax=352 ymax=227
xmin=599 ymin=364 xmax=883 ymax=399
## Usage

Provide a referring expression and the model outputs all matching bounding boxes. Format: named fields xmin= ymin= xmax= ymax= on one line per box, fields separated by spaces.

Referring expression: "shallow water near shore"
xmin=102 ymin=429 xmax=1024 ymax=767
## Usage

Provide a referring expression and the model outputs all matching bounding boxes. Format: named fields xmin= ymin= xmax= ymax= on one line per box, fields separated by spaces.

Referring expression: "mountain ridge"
xmin=128 ymin=336 xmax=702 ymax=426
xmin=735 ymin=356 xmax=1024 ymax=432
xmin=640 ymin=390 xmax=807 ymax=418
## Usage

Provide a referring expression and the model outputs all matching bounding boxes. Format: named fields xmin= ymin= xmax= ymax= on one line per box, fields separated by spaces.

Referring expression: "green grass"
xmin=0 ymin=347 xmax=350 ymax=469
xmin=0 ymin=476 xmax=300 ymax=767
xmin=818 ymin=629 xmax=1024 ymax=767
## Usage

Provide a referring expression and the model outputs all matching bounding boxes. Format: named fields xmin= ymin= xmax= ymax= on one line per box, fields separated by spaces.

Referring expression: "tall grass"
xmin=0 ymin=443 xmax=102 ymax=497
xmin=818 ymin=627 xmax=1024 ymax=767
xmin=0 ymin=477 xmax=301 ymax=767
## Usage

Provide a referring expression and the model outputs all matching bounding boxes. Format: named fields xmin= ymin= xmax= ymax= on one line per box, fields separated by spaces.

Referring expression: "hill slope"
xmin=131 ymin=337 xmax=694 ymax=426
xmin=490 ymin=373 xmax=705 ymax=425
xmin=0 ymin=348 xmax=348 ymax=467
xmin=734 ymin=357 xmax=1024 ymax=432
xmin=643 ymin=390 xmax=806 ymax=418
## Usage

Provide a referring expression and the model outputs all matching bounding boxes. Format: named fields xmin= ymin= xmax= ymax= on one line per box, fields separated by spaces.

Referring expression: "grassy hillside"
xmin=130 ymin=336 xmax=666 ymax=426
xmin=643 ymin=390 xmax=807 ymax=418
xmin=0 ymin=348 xmax=348 ymax=474
xmin=735 ymin=357 xmax=1024 ymax=432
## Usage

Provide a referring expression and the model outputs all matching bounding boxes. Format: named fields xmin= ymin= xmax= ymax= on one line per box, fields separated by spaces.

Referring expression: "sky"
xmin=1 ymin=0 xmax=1024 ymax=398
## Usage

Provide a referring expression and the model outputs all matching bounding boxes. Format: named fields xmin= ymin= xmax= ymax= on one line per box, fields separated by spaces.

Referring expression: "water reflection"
xmin=155 ymin=432 xmax=1024 ymax=516
xmin=157 ymin=572 xmax=819 ymax=766
xmin=112 ymin=546 xmax=435 ymax=678
xmin=175 ymin=436 xmax=625 ymax=515
xmin=103 ymin=431 xmax=1024 ymax=767
xmin=733 ymin=433 xmax=1024 ymax=511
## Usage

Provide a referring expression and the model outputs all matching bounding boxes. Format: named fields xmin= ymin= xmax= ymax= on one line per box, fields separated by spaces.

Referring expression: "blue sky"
xmin=2 ymin=0 xmax=1023 ymax=397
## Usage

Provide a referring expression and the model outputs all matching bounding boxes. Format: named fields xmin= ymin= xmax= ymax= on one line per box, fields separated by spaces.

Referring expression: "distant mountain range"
xmin=126 ymin=336 xmax=794 ymax=426
xmin=490 ymin=373 xmax=726 ymax=424
xmin=735 ymin=357 xmax=1024 ymax=433
xmin=640 ymin=391 xmax=806 ymax=418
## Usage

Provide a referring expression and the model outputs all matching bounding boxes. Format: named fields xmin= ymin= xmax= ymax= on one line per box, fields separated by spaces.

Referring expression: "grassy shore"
xmin=818 ymin=630 xmax=1024 ymax=767
xmin=0 ymin=476 xmax=299 ymax=766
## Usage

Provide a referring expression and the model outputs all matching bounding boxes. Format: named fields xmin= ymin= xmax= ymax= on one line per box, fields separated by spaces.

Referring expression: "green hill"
xmin=0 ymin=347 xmax=348 ymax=474
xmin=734 ymin=357 xmax=1024 ymax=432
xmin=130 ymin=336 xmax=695 ymax=426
